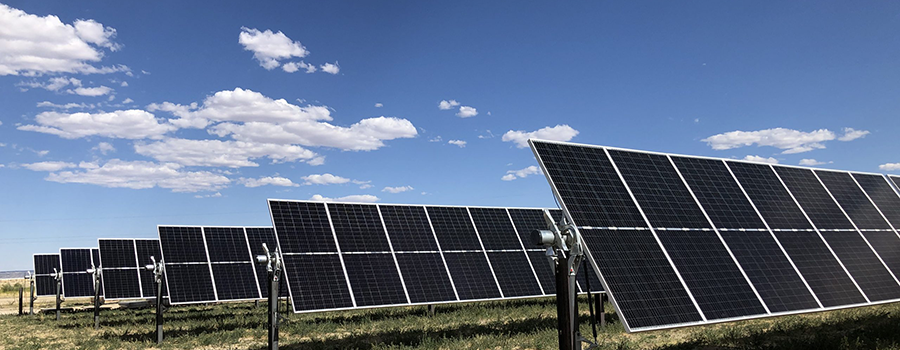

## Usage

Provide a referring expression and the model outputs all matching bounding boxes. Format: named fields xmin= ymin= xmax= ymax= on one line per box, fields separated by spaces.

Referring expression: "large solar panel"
xmin=268 ymin=200 xmax=598 ymax=314
xmin=60 ymin=248 xmax=96 ymax=298
xmin=98 ymin=239 xmax=166 ymax=300
xmin=531 ymin=139 xmax=900 ymax=332
xmin=158 ymin=226 xmax=266 ymax=305
xmin=33 ymin=254 xmax=61 ymax=297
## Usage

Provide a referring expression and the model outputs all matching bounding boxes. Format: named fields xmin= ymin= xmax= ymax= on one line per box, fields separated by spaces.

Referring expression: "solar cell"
xmin=817 ymin=171 xmax=892 ymax=230
xmin=817 ymin=231 xmax=900 ymax=301
xmin=726 ymin=162 xmax=814 ymax=230
xmin=61 ymin=249 xmax=92 ymax=273
xmin=245 ymin=227 xmax=286 ymax=298
xmin=527 ymin=250 xmax=556 ymax=294
xmin=852 ymin=174 xmax=900 ymax=228
xmin=379 ymin=205 xmax=440 ymax=252
xmin=103 ymin=269 xmax=140 ymax=299
xmin=269 ymin=201 xmax=334 ymax=253
xmin=63 ymin=274 xmax=93 ymax=297
xmin=35 ymin=276 xmax=57 ymax=296
xmin=394 ymin=253 xmax=457 ymax=303
xmin=891 ymin=176 xmax=900 ymax=192
xmin=342 ymin=253 xmax=408 ymax=306
xmin=98 ymin=240 xmax=137 ymax=268
xmin=165 ymin=264 xmax=216 ymax=303
xmin=205 ymin=227 xmax=252 ymax=262
xmin=282 ymin=254 xmax=353 ymax=311
xmin=426 ymin=207 xmax=483 ymax=251
xmin=469 ymin=208 xmax=523 ymax=250
xmin=98 ymin=239 xmax=142 ymax=300
xmin=487 ymin=251 xmax=543 ymax=297
xmin=329 ymin=203 xmax=391 ymax=252
xmin=33 ymin=254 xmax=61 ymax=297
xmin=159 ymin=226 xmax=207 ymax=263
xmin=575 ymin=260 xmax=605 ymax=293
xmin=211 ymin=263 xmax=260 ymax=300
xmin=774 ymin=166 xmax=854 ymax=230
xmin=60 ymin=248 xmax=96 ymax=297
xmin=671 ymin=157 xmax=766 ymax=230
xmin=134 ymin=239 xmax=167 ymax=298
xmin=441 ymin=252 xmax=502 ymax=300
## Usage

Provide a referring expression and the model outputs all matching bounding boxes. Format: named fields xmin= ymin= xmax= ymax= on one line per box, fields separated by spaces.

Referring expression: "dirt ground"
xmin=0 ymin=278 xmax=98 ymax=316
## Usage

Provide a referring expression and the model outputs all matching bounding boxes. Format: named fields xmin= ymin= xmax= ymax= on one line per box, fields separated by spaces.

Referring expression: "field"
xmin=3 ymin=277 xmax=900 ymax=349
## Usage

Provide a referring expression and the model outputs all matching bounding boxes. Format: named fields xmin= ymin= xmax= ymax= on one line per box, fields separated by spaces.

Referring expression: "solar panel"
xmin=99 ymin=239 xmax=167 ymax=300
xmin=531 ymin=139 xmax=900 ymax=332
xmin=158 ymin=226 xmax=267 ymax=304
xmin=33 ymin=254 xmax=60 ymax=297
xmin=245 ymin=227 xmax=286 ymax=298
xmin=269 ymin=200 xmax=585 ymax=314
xmin=60 ymin=248 xmax=96 ymax=297
xmin=91 ymin=248 xmax=104 ymax=297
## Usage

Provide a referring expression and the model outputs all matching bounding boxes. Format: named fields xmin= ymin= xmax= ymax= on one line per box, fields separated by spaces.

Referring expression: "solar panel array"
xmin=268 ymin=200 xmax=603 ymax=314
xmin=531 ymin=139 xmax=900 ymax=332
xmin=59 ymin=248 xmax=100 ymax=298
xmin=33 ymin=254 xmax=61 ymax=297
xmin=98 ymin=239 xmax=166 ymax=300
xmin=158 ymin=226 xmax=273 ymax=305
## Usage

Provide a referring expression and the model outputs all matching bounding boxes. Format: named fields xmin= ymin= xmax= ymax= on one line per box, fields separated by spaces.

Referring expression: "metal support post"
xmin=555 ymin=252 xmax=577 ymax=350
xmin=29 ymin=274 xmax=34 ymax=315
xmin=54 ymin=269 xmax=62 ymax=321
xmin=90 ymin=265 xmax=102 ymax=329
xmin=18 ymin=286 xmax=23 ymax=316
xmin=595 ymin=294 xmax=606 ymax=327
xmin=428 ymin=304 xmax=436 ymax=317
xmin=257 ymin=243 xmax=283 ymax=350
xmin=145 ymin=256 xmax=165 ymax=344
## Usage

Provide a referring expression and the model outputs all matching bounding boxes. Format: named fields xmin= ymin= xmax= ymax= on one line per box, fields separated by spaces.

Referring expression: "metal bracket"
xmin=257 ymin=243 xmax=284 ymax=350
xmin=145 ymin=256 xmax=166 ymax=344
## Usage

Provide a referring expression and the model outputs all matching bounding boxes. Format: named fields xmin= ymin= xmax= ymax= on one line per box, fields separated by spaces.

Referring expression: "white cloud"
xmin=120 ymin=81 xmax=128 ymax=87
xmin=239 ymin=176 xmax=299 ymax=188
xmin=239 ymin=27 xmax=308 ymax=70
xmin=45 ymin=159 xmax=230 ymax=192
xmin=879 ymin=163 xmax=900 ymax=171
xmin=701 ymin=128 xmax=846 ymax=154
xmin=309 ymin=194 xmax=379 ymax=203
xmin=456 ymin=106 xmax=478 ymax=118
xmin=353 ymin=180 xmax=373 ymax=189
xmin=282 ymin=61 xmax=316 ymax=73
xmin=18 ymin=110 xmax=176 ymax=139
xmin=382 ymin=186 xmax=413 ymax=193
xmin=374 ymin=103 xmax=383 ymax=108
xmin=36 ymin=101 xmax=94 ymax=109
xmin=0 ymin=4 xmax=126 ymax=76
xmin=194 ymin=192 xmax=222 ymax=199
xmin=18 ymin=77 xmax=82 ymax=91
xmin=135 ymin=138 xmax=318 ymax=168
xmin=799 ymin=159 xmax=828 ymax=166
xmin=302 ymin=173 xmax=350 ymax=185
xmin=501 ymin=165 xmax=542 ymax=181
xmin=448 ymin=140 xmax=466 ymax=148
xmin=429 ymin=136 xmax=442 ymax=142
xmin=438 ymin=100 xmax=459 ymax=110
xmin=21 ymin=161 xmax=77 ymax=172
xmin=743 ymin=155 xmax=779 ymax=164
xmin=502 ymin=124 xmax=579 ymax=148
xmin=838 ymin=127 xmax=870 ymax=142
xmin=320 ymin=61 xmax=340 ymax=74
xmin=69 ymin=85 xmax=112 ymax=96
xmin=152 ymin=88 xmax=417 ymax=150
xmin=121 ymin=98 xmax=134 ymax=104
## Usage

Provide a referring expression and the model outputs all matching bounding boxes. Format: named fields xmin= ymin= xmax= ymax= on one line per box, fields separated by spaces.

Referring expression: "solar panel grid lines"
xmin=465 ymin=207 xmax=508 ymax=298
xmin=530 ymin=139 xmax=900 ymax=332
xmin=503 ymin=208 xmax=546 ymax=295
xmin=158 ymin=226 xmax=218 ymax=305
xmin=244 ymin=227 xmax=287 ymax=298
xmin=375 ymin=205 xmax=414 ymax=304
xmin=420 ymin=204 xmax=462 ymax=301
xmin=60 ymin=248 xmax=97 ymax=297
xmin=33 ymin=254 xmax=61 ymax=296
xmin=241 ymin=228 xmax=264 ymax=300
xmin=322 ymin=203 xmax=359 ymax=308
xmin=817 ymin=171 xmax=893 ymax=230
xmin=97 ymin=239 xmax=141 ymax=300
xmin=850 ymin=174 xmax=900 ymax=230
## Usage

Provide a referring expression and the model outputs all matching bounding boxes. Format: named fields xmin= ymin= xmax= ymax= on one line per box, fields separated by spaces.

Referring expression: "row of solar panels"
xmin=531 ymin=140 xmax=900 ymax=332
xmin=33 ymin=205 xmax=604 ymax=311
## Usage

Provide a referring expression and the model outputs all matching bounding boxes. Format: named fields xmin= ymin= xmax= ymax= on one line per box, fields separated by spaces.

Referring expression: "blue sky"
xmin=1 ymin=1 xmax=899 ymax=270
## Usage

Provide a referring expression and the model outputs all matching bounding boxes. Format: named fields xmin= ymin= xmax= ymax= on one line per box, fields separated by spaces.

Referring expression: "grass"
xmin=2 ymin=289 xmax=900 ymax=350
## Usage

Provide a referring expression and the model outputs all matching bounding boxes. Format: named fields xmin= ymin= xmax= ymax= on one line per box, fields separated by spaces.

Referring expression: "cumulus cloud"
xmin=320 ymin=62 xmax=340 ymax=74
xmin=799 ymin=159 xmax=828 ymax=166
xmin=21 ymin=161 xmax=77 ymax=172
xmin=18 ymin=110 xmax=176 ymax=139
xmin=151 ymin=88 xmax=417 ymax=150
xmin=502 ymin=124 xmax=579 ymax=148
xmin=382 ymin=186 xmax=413 ymax=193
xmin=238 ymin=27 xmax=308 ymax=70
xmin=309 ymin=194 xmax=379 ymax=203
xmin=135 ymin=138 xmax=318 ymax=168
xmin=302 ymin=173 xmax=350 ymax=185
xmin=879 ymin=163 xmax=900 ymax=171
xmin=448 ymin=140 xmax=466 ymax=148
xmin=18 ymin=77 xmax=81 ymax=91
xmin=353 ymin=180 xmax=372 ymax=189
xmin=194 ymin=192 xmax=222 ymax=199
xmin=121 ymin=98 xmax=134 ymax=104
xmin=93 ymin=142 xmax=116 ymax=155
xmin=238 ymin=176 xmax=299 ymax=188
xmin=838 ymin=128 xmax=870 ymax=142
xmin=0 ymin=4 xmax=127 ymax=76
xmin=374 ymin=103 xmax=383 ymax=108
xmin=501 ymin=165 xmax=542 ymax=181
xmin=702 ymin=127 xmax=868 ymax=154
xmin=36 ymin=101 xmax=95 ymax=110
xmin=743 ymin=155 xmax=779 ymax=164
xmin=44 ymin=159 xmax=230 ymax=192
xmin=69 ymin=85 xmax=112 ymax=96
xmin=456 ymin=106 xmax=478 ymax=118
xmin=438 ymin=100 xmax=460 ymax=110
xmin=282 ymin=61 xmax=316 ymax=73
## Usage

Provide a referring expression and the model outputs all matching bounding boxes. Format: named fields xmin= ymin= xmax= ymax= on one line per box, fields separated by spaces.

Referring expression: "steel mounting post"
xmin=256 ymin=243 xmax=283 ymax=350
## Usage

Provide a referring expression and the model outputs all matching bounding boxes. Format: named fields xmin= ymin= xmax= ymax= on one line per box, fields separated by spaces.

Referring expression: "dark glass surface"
xmin=139 ymin=268 xmax=167 ymax=299
xmin=328 ymin=203 xmax=391 ymax=253
xmin=212 ymin=263 xmax=261 ymax=300
xmin=245 ymin=227 xmax=286 ymax=298
xmin=853 ymin=173 xmax=900 ymax=228
xmin=60 ymin=249 xmax=92 ymax=273
xmin=91 ymin=248 xmax=101 ymax=269
xmin=671 ymin=156 xmax=766 ymax=229
xmin=204 ymin=227 xmax=253 ymax=262
xmin=283 ymin=254 xmax=353 ymax=311
xmin=816 ymin=171 xmax=891 ymax=230
xmin=158 ymin=226 xmax=206 ymax=263
xmin=269 ymin=200 xmax=335 ymax=253
xmin=99 ymin=240 xmax=137 ymax=268
xmin=165 ymin=263 xmax=216 ymax=304
xmin=395 ymin=253 xmax=457 ymax=303
xmin=35 ymin=275 xmax=58 ymax=296
xmin=861 ymin=231 xmax=900 ymax=286
xmin=135 ymin=239 xmax=162 ymax=266
xmin=532 ymin=141 xmax=647 ymax=228
xmin=774 ymin=166 xmax=854 ymax=230
xmin=102 ymin=269 xmax=141 ymax=299
xmin=819 ymin=231 xmax=900 ymax=301
xmin=469 ymin=208 xmax=522 ymax=250
xmin=719 ymin=231 xmax=819 ymax=313
xmin=773 ymin=231 xmax=866 ymax=307
xmin=380 ymin=205 xmax=440 ymax=252
xmin=33 ymin=254 xmax=60 ymax=275
xmin=442 ymin=252 xmax=502 ymax=300
xmin=63 ymin=273 xmax=94 ymax=297
xmin=608 ymin=150 xmax=711 ymax=229
xmin=656 ymin=230 xmax=766 ymax=319
xmin=426 ymin=207 xmax=482 ymax=251
xmin=726 ymin=162 xmax=813 ymax=230
xmin=508 ymin=209 xmax=551 ymax=248
xmin=575 ymin=260 xmax=604 ymax=293
xmin=579 ymin=228 xmax=702 ymax=329
xmin=487 ymin=251 xmax=543 ymax=297
xmin=342 ymin=253 xmax=408 ymax=306
xmin=527 ymin=250 xmax=556 ymax=294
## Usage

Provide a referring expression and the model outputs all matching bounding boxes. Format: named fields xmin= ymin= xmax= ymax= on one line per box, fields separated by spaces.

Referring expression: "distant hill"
xmin=0 ymin=271 xmax=32 ymax=280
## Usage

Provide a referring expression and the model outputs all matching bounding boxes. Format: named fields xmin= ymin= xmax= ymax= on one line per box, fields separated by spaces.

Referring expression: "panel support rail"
xmin=531 ymin=209 xmax=597 ymax=350
xmin=256 ymin=243 xmax=283 ymax=350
